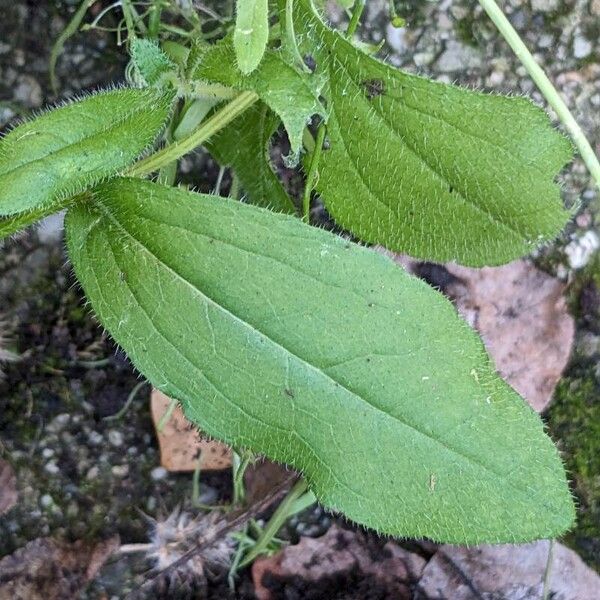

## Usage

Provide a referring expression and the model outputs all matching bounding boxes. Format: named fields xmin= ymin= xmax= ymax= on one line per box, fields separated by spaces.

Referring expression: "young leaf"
xmin=0 ymin=88 xmax=172 ymax=218
xmin=66 ymin=177 xmax=574 ymax=544
xmin=206 ymin=103 xmax=296 ymax=214
xmin=234 ymin=0 xmax=269 ymax=74
xmin=194 ymin=39 xmax=325 ymax=161
xmin=294 ymin=1 xmax=573 ymax=266
xmin=131 ymin=39 xmax=176 ymax=86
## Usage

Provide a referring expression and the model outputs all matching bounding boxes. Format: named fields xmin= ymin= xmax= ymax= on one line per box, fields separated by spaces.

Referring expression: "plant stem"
xmin=127 ymin=91 xmax=259 ymax=177
xmin=239 ymin=478 xmax=308 ymax=568
xmin=302 ymin=124 xmax=326 ymax=222
xmin=542 ymin=538 xmax=555 ymax=600
xmin=49 ymin=0 xmax=97 ymax=93
xmin=103 ymin=380 xmax=148 ymax=421
xmin=478 ymin=0 xmax=600 ymax=190
xmin=346 ymin=0 xmax=366 ymax=38
xmin=157 ymin=397 xmax=178 ymax=432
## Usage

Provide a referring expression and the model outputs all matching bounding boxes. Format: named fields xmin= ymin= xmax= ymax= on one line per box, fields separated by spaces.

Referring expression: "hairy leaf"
xmin=207 ymin=103 xmax=296 ymax=214
xmin=234 ymin=0 xmax=269 ymax=74
xmin=0 ymin=88 xmax=172 ymax=218
xmin=294 ymin=1 xmax=573 ymax=266
xmin=194 ymin=39 xmax=325 ymax=160
xmin=67 ymin=177 xmax=574 ymax=543
xmin=131 ymin=39 xmax=175 ymax=86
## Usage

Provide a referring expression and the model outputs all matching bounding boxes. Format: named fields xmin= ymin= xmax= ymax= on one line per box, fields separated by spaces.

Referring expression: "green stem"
xmin=49 ymin=0 xmax=96 ymax=93
xmin=542 ymin=539 xmax=555 ymax=600
xmin=103 ymin=380 xmax=148 ymax=422
xmin=148 ymin=0 xmax=163 ymax=39
xmin=239 ymin=478 xmax=308 ymax=568
xmin=478 ymin=0 xmax=600 ymax=190
xmin=157 ymin=397 xmax=178 ymax=433
xmin=346 ymin=0 xmax=366 ymax=38
xmin=127 ymin=91 xmax=259 ymax=177
xmin=302 ymin=124 xmax=326 ymax=222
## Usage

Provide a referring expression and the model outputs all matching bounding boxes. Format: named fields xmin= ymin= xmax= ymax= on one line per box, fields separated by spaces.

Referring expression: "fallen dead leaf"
xmin=417 ymin=540 xmax=600 ymax=600
xmin=385 ymin=254 xmax=574 ymax=413
xmin=252 ymin=524 xmax=425 ymax=600
xmin=151 ymin=389 xmax=231 ymax=471
xmin=0 ymin=459 xmax=17 ymax=515
xmin=0 ymin=536 xmax=119 ymax=600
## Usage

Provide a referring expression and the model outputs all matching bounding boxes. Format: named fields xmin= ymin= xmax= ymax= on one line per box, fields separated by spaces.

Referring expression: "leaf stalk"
xmin=127 ymin=90 xmax=259 ymax=177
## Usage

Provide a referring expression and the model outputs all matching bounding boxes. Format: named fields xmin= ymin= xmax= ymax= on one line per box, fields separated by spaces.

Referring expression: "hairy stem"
xmin=127 ymin=91 xmax=259 ymax=177
xmin=347 ymin=0 xmax=366 ymax=38
xmin=478 ymin=0 xmax=600 ymax=189
xmin=302 ymin=124 xmax=326 ymax=222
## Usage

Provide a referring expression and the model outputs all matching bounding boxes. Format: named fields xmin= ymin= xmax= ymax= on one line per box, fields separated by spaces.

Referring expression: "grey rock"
xmin=108 ymin=429 xmax=124 ymax=447
xmin=13 ymin=74 xmax=43 ymax=107
xmin=437 ymin=41 xmax=482 ymax=72
xmin=573 ymin=35 xmax=593 ymax=59
xmin=150 ymin=466 xmax=168 ymax=481
xmin=531 ymin=0 xmax=560 ymax=12
xmin=417 ymin=541 xmax=600 ymax=599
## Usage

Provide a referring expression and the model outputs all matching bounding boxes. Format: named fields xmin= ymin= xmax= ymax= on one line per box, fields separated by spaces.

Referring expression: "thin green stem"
xmin=478 ymin=0 xmax=600 ymax=190
xmin=127 ymin=91 xmax=259 ymax=177
xmin=103 ymin=380 xmax=148 ymax=422
xmin=346 ymin=0 xmax=366 ymax=38
xmin=232 ymin=450 xmax=254 ymax=505
xmin=50 ymin=0 xmax=97 ymax=93
xmin=148 ymin=0 xmax=163 ymax=39
xmin=157 ymin=397 xmax=178 ymax=433
xmin=239 ymin=478 xmax=308 ymax=568
xmin=542 ymin=539 xmax=555 ymax=600
xmin=302 ymin=124 xmax=326 ymax=222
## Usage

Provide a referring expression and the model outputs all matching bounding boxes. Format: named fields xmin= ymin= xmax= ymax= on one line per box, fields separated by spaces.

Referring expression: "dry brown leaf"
xmin=417 ymin=540 xmax=600 ymax=600
xmin=0 ymin=536 xmax=119 ymax=600
xmin=151 ymin=389 xmax=231 ymax=471
xmin=252 ymin=524 xmax=426 ymax=600
xmin=385 ymin=253 xmax=574 ymax=413
xmin=0 ymin=459 xmax=17 ymax=515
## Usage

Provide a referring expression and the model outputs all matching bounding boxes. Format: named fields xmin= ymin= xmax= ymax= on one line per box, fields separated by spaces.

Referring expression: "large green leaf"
xmin=234 ymin=0 xmax=269 ymax=74
xmin=207 ymin=103 xmax=296 ymax=214
xmin=0 ymin=88 xmax=172 ymax=218
xmin=66 ymin=177 xmax=574 ymax=543
xmin=194 ymin=39 xmax=325 ymax=161
xmin=294 ymin=1 xmax=573 ymax=266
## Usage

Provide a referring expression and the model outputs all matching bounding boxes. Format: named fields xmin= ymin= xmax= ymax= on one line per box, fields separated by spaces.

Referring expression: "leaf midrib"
xmin=91 ymin=195 xmax=549 ymax=497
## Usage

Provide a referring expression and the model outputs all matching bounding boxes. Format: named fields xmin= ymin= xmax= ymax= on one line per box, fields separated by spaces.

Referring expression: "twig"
xmin=125 ymin=473 xmax=298 ymax=598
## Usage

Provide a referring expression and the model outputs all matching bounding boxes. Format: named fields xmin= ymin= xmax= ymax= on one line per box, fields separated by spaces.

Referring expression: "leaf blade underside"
xmin=66 ymin=177 xmax=574 ymax=543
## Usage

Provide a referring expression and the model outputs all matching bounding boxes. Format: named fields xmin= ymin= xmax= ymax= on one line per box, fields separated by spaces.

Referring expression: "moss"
xmin=455 ymin=16 xmax=479 ymax=47
xmin=547 ymin=376 xmax=600 ymax=570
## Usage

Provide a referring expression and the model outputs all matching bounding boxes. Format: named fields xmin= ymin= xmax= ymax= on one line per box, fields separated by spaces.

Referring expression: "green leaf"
xmin=294 ymin=1 xmax=573 ymax=266
xmin=66 ymin=176 xmax=574 ymax=543
xmin=0 ymin=88 xmax=173 ymax=218
xmin=194 ymin=39 xmax=325 ymax=161
xmin=206 ymin=103 xmax=296 ymax=214
xmin=131 ymin=39 xmax=175 ymax=86
xmin=234 ymin=0 xmax=269 ymax=74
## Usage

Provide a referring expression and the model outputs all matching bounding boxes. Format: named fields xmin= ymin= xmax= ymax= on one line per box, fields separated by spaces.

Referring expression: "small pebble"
xmin=151 ymin=466 xmax=168 ymax=481
xmin=44 ymin=461 xmax=60 ymax=475
xmin=40 ymin=494 xmax=54 ymax=508
xmin=112 ymin=464 xmax=129 ymax=478
xmin=108 ymin=429 xmax=124 ymax=447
